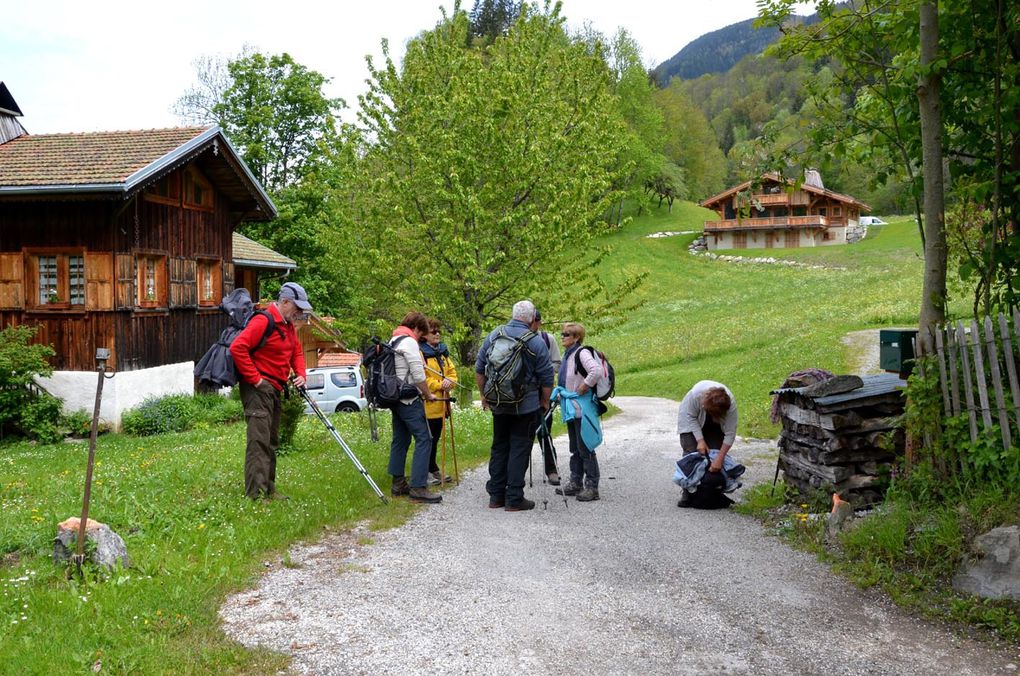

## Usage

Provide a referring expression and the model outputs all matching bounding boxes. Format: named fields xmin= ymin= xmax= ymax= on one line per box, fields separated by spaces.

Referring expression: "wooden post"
xmin=983 ymin=316 xmax=1011 ymax=451
xmin=958 ymin=321 xmax=979 ymax=442
xmin=947 ymin=324 xmax=962 ymax=416
xmin=934 ymin=327 xmax=951 ymax=416
xmin=1001 ymin=312 xmax=1020 ymax=437
xmin=971 ymin=319 xmax=994 ymax=433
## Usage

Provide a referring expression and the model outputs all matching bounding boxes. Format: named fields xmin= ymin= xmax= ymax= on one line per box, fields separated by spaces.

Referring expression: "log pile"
xmin=774 ymin=373 xmax=906 ymax=507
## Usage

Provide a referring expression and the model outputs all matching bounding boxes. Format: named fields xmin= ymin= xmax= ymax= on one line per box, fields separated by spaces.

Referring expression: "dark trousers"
xmin=427 ymin=416 xmax=444 ymax=473
xmin=240 ymin=381 xmax=282 ymax=498
xmin=487 ymin=412 xmax=538 ymax=506
xmin=680 ymin=417 xmax=724 ymax=456
xmin=566 ymin=418 xmax=600 ymax=489
xmin=388 ymin=400 xmax=432 ymax=488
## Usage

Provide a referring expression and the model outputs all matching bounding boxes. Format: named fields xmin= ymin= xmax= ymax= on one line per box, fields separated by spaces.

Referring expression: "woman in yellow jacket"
xmin=421 ymin=318 xmax=459 ymax=484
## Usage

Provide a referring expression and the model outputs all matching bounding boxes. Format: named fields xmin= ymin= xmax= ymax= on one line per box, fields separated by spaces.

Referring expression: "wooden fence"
xmin=920 ymin=309 xmax=1020 ymax=451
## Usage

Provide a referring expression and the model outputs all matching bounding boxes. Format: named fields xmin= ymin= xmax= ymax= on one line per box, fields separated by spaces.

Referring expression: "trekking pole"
xmin=444 ymin=400 xmax=460 ymax=484
xmin=540 ymin=403 xmax=568 ymax=509
xmin=292 ymin=379 xmax=388 ymax=504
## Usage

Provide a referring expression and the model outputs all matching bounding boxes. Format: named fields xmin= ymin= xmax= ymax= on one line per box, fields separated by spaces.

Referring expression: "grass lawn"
xmin=1 ymin=203 xmax=967 ymax=669
xmin=0 ymin=408 xmax=493 ymax=673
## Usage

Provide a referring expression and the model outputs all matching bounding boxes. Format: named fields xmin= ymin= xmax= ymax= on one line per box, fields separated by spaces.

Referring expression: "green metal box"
xmin=879 ymin=329 xmax=918 ymax=374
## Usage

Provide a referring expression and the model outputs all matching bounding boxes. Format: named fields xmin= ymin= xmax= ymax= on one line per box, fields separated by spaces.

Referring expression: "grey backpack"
xmin=482 ymin=328 xmax=536 ymax=407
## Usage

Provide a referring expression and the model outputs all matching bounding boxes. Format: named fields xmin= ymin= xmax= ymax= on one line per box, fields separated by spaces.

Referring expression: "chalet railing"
xmin=921 ymin=310 xmax=1020 ymax=450
xmin=704 ymin=215 xmax=829 ymax=230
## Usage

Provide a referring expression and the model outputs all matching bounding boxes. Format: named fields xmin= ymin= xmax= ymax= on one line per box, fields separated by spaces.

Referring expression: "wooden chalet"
xmin=0 ymin=83 xmax=292 ymax=421
xmin=699 ymin=171 xmax=870 ymax=250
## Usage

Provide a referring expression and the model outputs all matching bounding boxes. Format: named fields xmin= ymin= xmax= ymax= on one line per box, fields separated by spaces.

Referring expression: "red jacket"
xmin=229 ymin=303 xmax=306 ymax=390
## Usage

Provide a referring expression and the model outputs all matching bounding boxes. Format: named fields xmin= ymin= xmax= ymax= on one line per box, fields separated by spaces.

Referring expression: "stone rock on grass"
xmin=952 ymin=526 xmax=1020 ymax=601
xmin=53 ymin=517 xmax=129 ymax=570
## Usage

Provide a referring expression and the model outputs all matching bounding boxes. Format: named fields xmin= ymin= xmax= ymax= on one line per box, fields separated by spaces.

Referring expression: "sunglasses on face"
xmin=430 ymin=330 xmax=441 ymax=335
xmin=561 ymin=332 xmax=573 ymax=338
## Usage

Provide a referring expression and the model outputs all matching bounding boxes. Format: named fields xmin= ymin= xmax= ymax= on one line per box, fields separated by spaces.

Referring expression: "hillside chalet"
xmin=0 ymin=82 xmax=295 ymax=423
xmin=699 ymin=171 xmax=870 ymax=250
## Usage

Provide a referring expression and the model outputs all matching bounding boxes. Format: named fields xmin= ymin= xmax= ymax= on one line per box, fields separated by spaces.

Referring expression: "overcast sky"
xmin=2 ymin=1 xmax=814 ymax=134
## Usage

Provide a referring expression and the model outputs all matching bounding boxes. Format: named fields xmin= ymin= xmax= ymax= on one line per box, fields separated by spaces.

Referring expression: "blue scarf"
xmin=419 ymin=340 xmax=449 ymax=361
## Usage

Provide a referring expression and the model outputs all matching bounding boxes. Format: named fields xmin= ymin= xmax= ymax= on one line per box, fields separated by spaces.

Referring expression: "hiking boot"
xmin=546 ymin=472 xmax=561 ymax=486
xmin=429 ymin=471 xmax=453 ymax=485
xmin=408 ymin=486 xmax=442 ymax=504
xmin=391 ymin=476 xmax=410 ymax=497
xmin=267 ymin=491 xmax=289 ymax=502
xmin=576 ymin=487 xmax=600 ymax=502
xmin=488 ymin=497 xmax=505 ymax=509
xmin=555 ymin=480 xmax=581 ymax=496
xmin=677 ymin=490 xmax=693 ymax=508
xmin=505 ymin=498 xmax=535 ymax=512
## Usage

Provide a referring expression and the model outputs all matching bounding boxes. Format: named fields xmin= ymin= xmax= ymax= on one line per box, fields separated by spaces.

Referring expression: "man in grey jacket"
xmin=475 ymin=300 xmax=554 ymax=512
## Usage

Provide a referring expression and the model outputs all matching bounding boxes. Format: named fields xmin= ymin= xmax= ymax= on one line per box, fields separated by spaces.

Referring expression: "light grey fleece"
xmin=676 ymin=380 xmax=738 ymax=446
xmin=392 ymin=335 xmax=426 ymax=405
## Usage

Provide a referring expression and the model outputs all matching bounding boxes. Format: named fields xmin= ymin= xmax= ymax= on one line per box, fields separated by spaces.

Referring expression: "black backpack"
xmin=482 ymin=328 xmax=537 ymax=407
xmin=194 ymin=288 xmax=282 ymax=388
xmin=574 ymin=345 xmax=616 ymax=401
xmin=362 ymin=335 xmax=419 ymax=409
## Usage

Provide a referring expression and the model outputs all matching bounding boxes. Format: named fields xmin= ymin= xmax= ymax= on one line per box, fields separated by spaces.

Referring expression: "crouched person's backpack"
xmin=482 ymin=328 xmax=537 ymax=407
xmin=362 ymin=335 xmax=418 ymax=409
xmin=194 ymin=288 xmax=281 ymax=388
xmin=574 ymin=345 xmax=616 ymax=402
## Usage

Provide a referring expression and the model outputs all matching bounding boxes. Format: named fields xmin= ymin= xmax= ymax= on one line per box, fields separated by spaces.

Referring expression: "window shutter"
xmin=169 ymin=257 xmax=198 ymax=308
xmin=223 ymin=261 xmax=235 ymax=295
xmin=0 ymin=253 xmax=24 ymax=309
xmin=85 ymin=253 xmax=114 ymax=310
xmin=115 ymin=254 xmax=135 ymax=309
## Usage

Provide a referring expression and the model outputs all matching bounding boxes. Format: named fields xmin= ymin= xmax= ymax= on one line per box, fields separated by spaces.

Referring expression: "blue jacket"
xmin=475 ymin=319 xmax=554 ymax=415
xmin=552 ymin=386 xmax=603 ymax=451
xmin=673 ymin=450 xmax=744 ymax=493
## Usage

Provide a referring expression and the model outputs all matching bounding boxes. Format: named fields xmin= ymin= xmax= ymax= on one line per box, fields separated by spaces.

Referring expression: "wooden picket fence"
xmin=919 ymin=309 xmax=1020 ymax=451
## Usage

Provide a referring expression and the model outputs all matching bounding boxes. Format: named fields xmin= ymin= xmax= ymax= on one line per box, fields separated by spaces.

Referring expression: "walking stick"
xmin=292 ymin=380 xmax=388 ymax=503
xmin=446 ymin=401 xmax=459 ymax=484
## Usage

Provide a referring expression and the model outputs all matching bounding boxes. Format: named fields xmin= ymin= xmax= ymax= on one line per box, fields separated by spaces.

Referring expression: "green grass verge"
xmin=0 ymin=408 xmax=493 ymax=673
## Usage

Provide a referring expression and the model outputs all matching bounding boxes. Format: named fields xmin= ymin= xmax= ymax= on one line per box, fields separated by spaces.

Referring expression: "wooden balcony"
xmin=704 ymin=215 xmax=829 ymax=231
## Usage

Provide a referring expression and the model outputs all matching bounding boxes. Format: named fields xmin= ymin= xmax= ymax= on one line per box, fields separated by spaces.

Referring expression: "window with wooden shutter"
xmin=136 ymin=254 xmax=167 ymax=308
xmin=23 ymin=250 xmax=86 ymax=310
xmin=85 ymin=253 xmax=114 ymax=310
xmin=115 ymin=254 xmax=136 ymax=309
xmin=196 ymin=258 xmax=221 ymax=306
xmin=169 ymin=257 xmax=198 ymax=308
xmin=0 ymin=253 xmax=24 ymax=309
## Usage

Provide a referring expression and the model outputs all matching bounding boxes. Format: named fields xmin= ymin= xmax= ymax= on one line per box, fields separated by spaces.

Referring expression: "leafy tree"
xmin=468 ymin=0 xmax=522 ymax=43
xmin=215 ymin=52 xmax=344 ymax=193
xmin=653 ymin=80 xmax=727 ymax=200
xmin=357 ymin=5 xmax=636 ymax=364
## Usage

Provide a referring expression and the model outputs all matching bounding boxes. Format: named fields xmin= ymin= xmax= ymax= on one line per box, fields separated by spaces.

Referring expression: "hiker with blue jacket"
xmin=475 ymin=300 xmax=554 ymax=512
xmin=230 ymin=282 xmax=309 ymax=500
xmin=676 ymin=380 xmax=738 ymax=507
xmin=553 ymin=322 xmax=604 ymax=502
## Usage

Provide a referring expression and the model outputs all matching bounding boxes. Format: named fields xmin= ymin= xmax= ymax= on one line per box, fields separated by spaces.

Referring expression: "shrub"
xmin=62 ymin=409 xmax=94 ymax=438
xmin=191 ymin=393 xmax=243 ymax=427
xmin=0 ymin=324 xmax=57 ymax=439
xmin=17 ymin=392 xmax=64 ymax=444
xmin=121 ymin=395 xmax=198 ymax=436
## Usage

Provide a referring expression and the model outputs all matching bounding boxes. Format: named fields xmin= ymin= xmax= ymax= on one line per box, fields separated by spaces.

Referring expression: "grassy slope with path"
xmin=598 ymin=203 xmax=926 ymax=437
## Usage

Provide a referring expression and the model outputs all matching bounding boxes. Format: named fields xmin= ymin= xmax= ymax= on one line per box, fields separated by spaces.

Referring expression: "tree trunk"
xmin=917 ymin=1 xmax=947 ymax=353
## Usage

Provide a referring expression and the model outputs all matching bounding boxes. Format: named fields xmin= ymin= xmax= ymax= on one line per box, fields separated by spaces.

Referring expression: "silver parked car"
xmin=303 ymin=366 xmax=367 ymax=413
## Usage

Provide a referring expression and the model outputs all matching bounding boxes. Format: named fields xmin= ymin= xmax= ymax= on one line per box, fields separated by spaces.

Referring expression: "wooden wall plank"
xmin=958 ymin=321 xmax=979 ymax=442
xmin=970 ymin=319 xmax=994 ymax=432
xmin=983 ymin=316 xmax=1010 ymax=450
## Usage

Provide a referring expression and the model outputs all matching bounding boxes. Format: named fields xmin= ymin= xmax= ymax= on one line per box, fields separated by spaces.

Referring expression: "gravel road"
xmin=220 ymin=396 xmax=1019 ymax=675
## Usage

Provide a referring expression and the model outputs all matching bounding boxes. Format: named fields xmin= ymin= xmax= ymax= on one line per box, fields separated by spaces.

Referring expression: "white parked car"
xmin=860 ymin=216 xmax=887 ymax=225
xmin=303 ymin=366 xmax=367 ymax=413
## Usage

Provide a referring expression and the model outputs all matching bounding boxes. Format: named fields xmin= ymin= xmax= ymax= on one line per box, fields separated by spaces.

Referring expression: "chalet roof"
xmin=0 ymin=126 xmax=276 ymax=220
xmin=232 ymin=232 xmax=296 ymax=270
xmin=699 ymin=173 xmax=871 ymax=212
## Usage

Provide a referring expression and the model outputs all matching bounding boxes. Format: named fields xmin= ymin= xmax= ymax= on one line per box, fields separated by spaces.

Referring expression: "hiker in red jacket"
xmin=230 ymin=282 xmax=310 ymax=500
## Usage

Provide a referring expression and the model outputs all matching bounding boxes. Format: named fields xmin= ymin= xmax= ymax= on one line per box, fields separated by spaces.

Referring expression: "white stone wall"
xmin=36 ymin=361 xmax=195 ymax=430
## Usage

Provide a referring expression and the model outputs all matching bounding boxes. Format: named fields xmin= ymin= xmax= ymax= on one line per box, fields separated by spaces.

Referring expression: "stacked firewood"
xmin=775 ymin=376 xmax=905 ymax=508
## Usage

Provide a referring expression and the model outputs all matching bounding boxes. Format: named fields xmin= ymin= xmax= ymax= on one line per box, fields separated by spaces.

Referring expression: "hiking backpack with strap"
xmin=362 ymin=335 xmax=419 ymax=409
xmin=194 ymin=288 xmax=284 ymax=388
xmin=574 ymin=345 xmax=616 ymax=402
xmin=482 ymin=328 xmax=537 ymax=407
